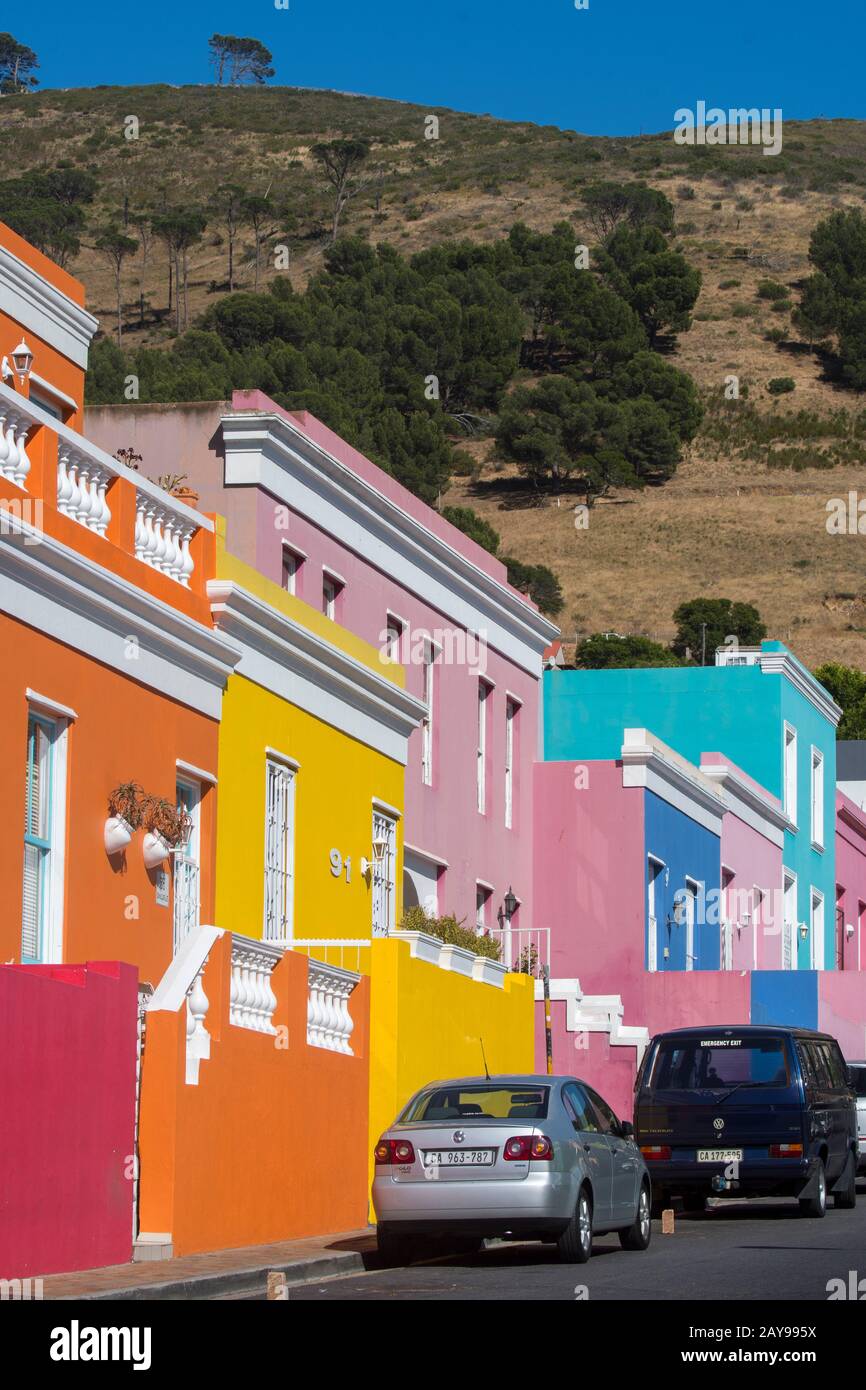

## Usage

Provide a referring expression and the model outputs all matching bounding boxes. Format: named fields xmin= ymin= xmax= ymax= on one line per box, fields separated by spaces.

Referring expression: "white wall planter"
xmin=104 ymin=815 xmax=134 ymax=855
xmin=471 ymin=956 xmax=508 ymax=988
xmin=391 ymin=929 xmax=444 ymax=967
xmin=143 ymin=830 xmax=172 ymax=869
xmin=438 ymin=944 xmax=476 ymax=977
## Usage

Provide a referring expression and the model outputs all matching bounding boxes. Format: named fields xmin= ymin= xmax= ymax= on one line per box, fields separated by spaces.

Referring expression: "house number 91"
xmin=329 ymin=849 xmax=351 ymax=882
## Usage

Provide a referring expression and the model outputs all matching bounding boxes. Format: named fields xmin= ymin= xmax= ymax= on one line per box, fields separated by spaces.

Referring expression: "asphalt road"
xmin=289 ymin=1188 xmax=866 ymax=1301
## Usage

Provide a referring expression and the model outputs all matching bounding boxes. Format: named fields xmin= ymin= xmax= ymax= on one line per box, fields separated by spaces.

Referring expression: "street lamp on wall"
xmin=1 ymin=339 xmax=34 ymax=386
xmin=361 ymin=828 xmax=390 ymax=879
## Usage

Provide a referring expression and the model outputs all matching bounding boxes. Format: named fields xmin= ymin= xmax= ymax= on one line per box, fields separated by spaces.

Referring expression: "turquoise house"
xmin=543 ymin=642 xmax=841 ymax=970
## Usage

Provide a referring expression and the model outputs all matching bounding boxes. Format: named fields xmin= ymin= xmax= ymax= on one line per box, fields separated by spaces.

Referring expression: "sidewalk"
xmin=41 ymin=1229 xmax=376 ymax=1301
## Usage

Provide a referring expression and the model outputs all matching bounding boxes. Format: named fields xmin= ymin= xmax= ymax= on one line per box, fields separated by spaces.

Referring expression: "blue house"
xmin=544 ymin=642 xmax=841 ymax=971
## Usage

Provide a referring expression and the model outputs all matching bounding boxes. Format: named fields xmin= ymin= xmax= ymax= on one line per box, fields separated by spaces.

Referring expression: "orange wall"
xmin=0 ymin=219 xmax=88 ymax=428
xmin=138 ymin=935 xmax=370 ymax=1255
xmin=0 ymin=611 xmax=219 ymax=985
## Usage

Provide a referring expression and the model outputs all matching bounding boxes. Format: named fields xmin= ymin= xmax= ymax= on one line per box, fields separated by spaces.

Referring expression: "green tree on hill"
xmin=0 ymin=33 xmax=38 ymax=93
xmin=597 ymin=223 xmax=701 ymax=344
xmin=208 ymin=35 xmax=274 ymax=86
xmin=813 ymin=662 xmax=866 ymax=740
xmin=576 ymin=633 xmax=683 ymax=668
xmin=671 ymin=598 xmax=766 ymax=663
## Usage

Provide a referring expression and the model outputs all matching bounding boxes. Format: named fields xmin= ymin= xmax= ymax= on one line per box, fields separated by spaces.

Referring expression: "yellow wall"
xmin=368 ymin=938 xmax=536 ymax=1196
xmin=215 ymin=673 xmax=404 ymax=941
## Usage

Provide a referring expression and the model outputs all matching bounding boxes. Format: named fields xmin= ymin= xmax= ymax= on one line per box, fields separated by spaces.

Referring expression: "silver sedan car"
xmin=373 ymin=1073 xmax=651 ymax=1264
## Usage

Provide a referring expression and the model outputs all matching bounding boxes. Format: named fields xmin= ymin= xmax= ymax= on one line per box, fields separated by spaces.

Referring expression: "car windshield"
xmin=851 ymin=1066 xmax=866 ymax=1097
xmin=647 ymin=1036 xmax=790 ymax=1090
xmin=401 ymin=1085 xmax=550 ymax=1122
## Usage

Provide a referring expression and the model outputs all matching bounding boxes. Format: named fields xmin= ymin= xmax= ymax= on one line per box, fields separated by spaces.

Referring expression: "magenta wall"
xmin=0 ymin=961 xmax=138 ymax=1278
xmin=718 ymin=811 xmax=783 ymax=969
xmin=819 ymin=970 xmax=866 ymax=1058
xmin=835 ymin=792 xmax=866 ymax=972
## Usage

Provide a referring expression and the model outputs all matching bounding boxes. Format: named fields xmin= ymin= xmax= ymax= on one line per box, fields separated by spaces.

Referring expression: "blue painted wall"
xmin=543 ymin=642 xmax=838 ymax=970
xmin=644 ymin=790 xmax=721 ymax=971
xmin=751 ymin=971 xmax=819 ymax=1030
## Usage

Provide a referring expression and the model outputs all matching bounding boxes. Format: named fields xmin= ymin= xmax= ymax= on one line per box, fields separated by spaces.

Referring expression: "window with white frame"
xmin=173 ymin=778 xmax=201 ymax=952
xmin=385 ymin=613 xmax=405 ymax=663
xmin=476 ymin=883 xmax=492 ymax=932
xmin=811 ymin=747 xmax=824 ymax=849
xmin=505 ymin=698 xmax=518 ymax=829
xmin=263 ymin=757 xmax=296 ymax=942
xmin=322 ymin=571 xmax=343 ymax=620
xmin=22 ymin=713 xmax=62 ymax=964
xmin=783 ymin=723 xmax=797 ymax=825
xmin=810 ymin=888 xmax=824 ymax=970
xmin=477 ymin=680 xmax=491 ymax=814
xmin=372 ymin=807 xmax=397 ymax=937
xmin=282 ymin=546 xmax=304 ymax=597
xmin=421 ymin=643 xmax=435 ymax=786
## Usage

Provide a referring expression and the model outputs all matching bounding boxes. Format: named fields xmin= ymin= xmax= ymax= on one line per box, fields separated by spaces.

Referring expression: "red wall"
xmin=0 ymin=960 xmax=138 ymax=1278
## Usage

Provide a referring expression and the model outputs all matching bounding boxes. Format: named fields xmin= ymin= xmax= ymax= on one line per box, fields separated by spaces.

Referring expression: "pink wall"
xmin=835 ymin=792 xmax=866 ymax=973
xmin=0 ymin=961 xmax=138 ymax=1278
xmin=718 ymin=812 xmax=783 ymax=969
xmin=533 ymin=760 xmax=645 ymax=989
xmin=819 ymin=969 xmax=866 ymax=1059
xmin=86 ymin=397 xmax=544 ymax=932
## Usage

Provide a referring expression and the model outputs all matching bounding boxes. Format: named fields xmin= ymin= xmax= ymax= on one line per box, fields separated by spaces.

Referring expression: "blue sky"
xmin=23 ymin=0 xmax=865 ymax=136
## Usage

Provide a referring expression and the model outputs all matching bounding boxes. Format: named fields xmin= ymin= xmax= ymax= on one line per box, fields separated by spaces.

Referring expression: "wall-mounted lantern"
xmin=361 ymin=828 xmax=389 ymax=879
xmin=1 ymin=339 xmax=34 ymax=386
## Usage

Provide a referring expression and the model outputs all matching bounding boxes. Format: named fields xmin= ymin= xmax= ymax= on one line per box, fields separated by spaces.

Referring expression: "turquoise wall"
xmin=543 ymin=643 xmax=838 ymax=969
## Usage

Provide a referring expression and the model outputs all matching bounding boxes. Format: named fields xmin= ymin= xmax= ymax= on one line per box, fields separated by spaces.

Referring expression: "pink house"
xmin=86 ymin=393 xmax=558 ymax=946
xmin=834 ymin=791 xmax=866 ymax=973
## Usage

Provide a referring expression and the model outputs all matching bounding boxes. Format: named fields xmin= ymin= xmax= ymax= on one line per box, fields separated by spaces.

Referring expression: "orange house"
xmin=0 ymin=220 xmax=239 ymax=985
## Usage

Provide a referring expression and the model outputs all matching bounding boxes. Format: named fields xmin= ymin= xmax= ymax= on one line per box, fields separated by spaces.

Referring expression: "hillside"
xmin=3 ymin=85 xmax=866 ymax=667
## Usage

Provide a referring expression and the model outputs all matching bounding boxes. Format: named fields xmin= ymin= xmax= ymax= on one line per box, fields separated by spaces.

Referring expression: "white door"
xmin=685 ymin=882 xmax=697 ymax=971
xmin=647 ymin=860 xmax=661 ymax=972
xmin=372 ymin=809 xmax=397 ymax=937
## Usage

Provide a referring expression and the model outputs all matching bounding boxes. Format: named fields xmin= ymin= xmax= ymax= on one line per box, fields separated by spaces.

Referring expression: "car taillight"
xmin=769 ymin=1143 xmax=803 ymax=1159
xmin=374 ymin=1138 xmax=416 ymax=1165
xmin=640 ymin=1145 xmax=671 ymax=1161
xmin=503 ymin=1134 xmax=554 ymax=1161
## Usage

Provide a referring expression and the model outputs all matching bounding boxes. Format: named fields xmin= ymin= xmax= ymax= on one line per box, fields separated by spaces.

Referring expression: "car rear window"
xmin=401 ymin=1085 xmax=550 ymax=1122
xmin=646 ymin=1036 xmax=790 ymax=1091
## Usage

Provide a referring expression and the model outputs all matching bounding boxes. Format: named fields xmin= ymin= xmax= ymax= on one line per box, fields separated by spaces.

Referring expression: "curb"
xmin=51 ymin=1249 xmax=367 ymax=1301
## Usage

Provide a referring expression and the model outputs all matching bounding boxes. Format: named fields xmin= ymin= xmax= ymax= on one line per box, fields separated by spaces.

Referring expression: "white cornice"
xmin=759 ymin=650 xmax=842 ymax=727
xmin=621 ymin=728 xmax=725 ymax=833
xmin=208 ymin=579 xmax=426 ymax=764
xmin=0 ymin=511 xmax=239 ymax=718
xmin=0 ymin=244 xmax=98 ymax=369
xmin=219 ymin=411 xmax=560 ymax=675
xmin=700 ymin=761 xmax=793 ymax=846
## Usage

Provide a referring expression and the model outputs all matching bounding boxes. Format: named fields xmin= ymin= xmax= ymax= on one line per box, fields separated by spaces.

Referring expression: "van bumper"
xmin=645 ymin=1155 xmax=816 ymax=1199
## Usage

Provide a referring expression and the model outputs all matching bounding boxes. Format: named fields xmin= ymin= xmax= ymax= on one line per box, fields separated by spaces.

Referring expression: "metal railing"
xmin=291 ymin=939 xmax=372 ymax=974
xmin=485 ymin=925 xmax=550 ymax=977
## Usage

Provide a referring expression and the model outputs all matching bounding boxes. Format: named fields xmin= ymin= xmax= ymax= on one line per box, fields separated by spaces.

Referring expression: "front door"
xmin=782 ymin=872 xmax=797 ymax=970
xmin=586 ymin=1085 xmax=639 ymax=1224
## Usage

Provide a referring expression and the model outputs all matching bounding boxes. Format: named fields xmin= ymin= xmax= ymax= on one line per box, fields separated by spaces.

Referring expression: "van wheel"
xmin=620 ymin=1183 xmax=652 ymax=1251
xmin=834 ymin=1151 xmax=857 ymax=1210
xmin=799 ymin=1159 xmax=827 ymax=1218
xmin=558 ymin=1187 xmax=593 ymax=1264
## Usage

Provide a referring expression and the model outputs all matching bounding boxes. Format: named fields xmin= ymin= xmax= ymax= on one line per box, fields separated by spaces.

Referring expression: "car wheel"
xmin=833 ymin=1150 xmax=857 ymax=1210
xmin=682 ymin=1191 xmax=706 ymax=1214
xmin=557 ymin=1186 xmax=593 ymax=1264
xmin=620 ymin=1182 xmax=652 ymax=1251
xmin=376 ymin=1229 xmax=415 ymax=1266
xmin=799 ymin=1159 xmax=827 ymax=1218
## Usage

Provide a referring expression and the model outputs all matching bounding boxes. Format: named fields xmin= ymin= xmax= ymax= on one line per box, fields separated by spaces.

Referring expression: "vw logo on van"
xmin=453 ymin=1130 xmax=465 ymax=1143
xmin=713 ymin=1118 xmax=725 ymax=1131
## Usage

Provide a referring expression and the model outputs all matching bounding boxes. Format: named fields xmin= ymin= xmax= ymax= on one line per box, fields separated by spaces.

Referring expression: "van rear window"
xmin=647 ymin=1036 xmax=790 ymax=1091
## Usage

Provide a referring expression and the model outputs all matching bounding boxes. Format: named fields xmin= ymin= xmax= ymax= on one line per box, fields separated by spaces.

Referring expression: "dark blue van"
xmin=634 ymin=1025 xmax=858 ymax=1217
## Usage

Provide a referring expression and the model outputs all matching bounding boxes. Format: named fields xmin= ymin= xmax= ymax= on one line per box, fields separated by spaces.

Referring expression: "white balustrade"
xmin=185 ymin=963 xmax=211 ymax=1085
xmin=0 ymin=405 xmax=32 ymax=488
xmin=135 ymin=491 xmax=196 ymax=587
xmin=57 ymin=446 xmax=112 ymax=536
xmin=229 ymin=936 xmax=283 ymax=1034
xmin=306 ymin=961 xmax=359 ymax=1054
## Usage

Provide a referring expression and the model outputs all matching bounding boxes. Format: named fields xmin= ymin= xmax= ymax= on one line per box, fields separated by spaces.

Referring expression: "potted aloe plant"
xmin=141 ymin=794 xmax=192 ymax=869
xmin=104 ymin=782 xmax=143 ymax=854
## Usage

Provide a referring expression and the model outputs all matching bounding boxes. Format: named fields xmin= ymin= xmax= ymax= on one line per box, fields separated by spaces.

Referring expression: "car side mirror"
xmin=620 ymin=1120 xmax=634 ymax=1139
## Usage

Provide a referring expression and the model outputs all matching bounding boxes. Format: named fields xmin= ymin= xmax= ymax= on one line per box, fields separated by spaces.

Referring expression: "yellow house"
xmin=208 ymin=525 xmax=535 ymax=1181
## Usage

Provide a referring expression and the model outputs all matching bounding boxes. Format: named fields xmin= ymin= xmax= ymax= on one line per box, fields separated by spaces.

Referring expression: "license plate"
xmin=697 ymin=1148 xmax=743 ymax=1163
xmin=422 ymin=1149 xmax=495 ymax=1166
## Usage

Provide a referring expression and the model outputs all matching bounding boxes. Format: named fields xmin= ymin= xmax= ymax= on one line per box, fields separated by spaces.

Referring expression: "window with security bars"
xmin=264 ymin=758 xmax=295 ymax=942
xmin=22 ymin=715 xmax=56 ymax=963
xmin=371 ymin=808 xmax=396 ymax=937
xmin=173 ymin=779 xmax=201 ymax=952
